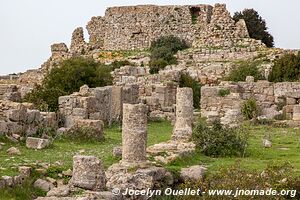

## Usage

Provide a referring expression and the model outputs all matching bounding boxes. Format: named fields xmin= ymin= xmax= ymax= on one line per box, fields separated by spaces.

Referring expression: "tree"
xmin=233 ymin=9 xmax=274 ymax=47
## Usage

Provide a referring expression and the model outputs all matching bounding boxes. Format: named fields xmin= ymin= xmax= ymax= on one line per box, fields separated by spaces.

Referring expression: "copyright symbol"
xmin=112 ymin=188 xmax=120 ymax=195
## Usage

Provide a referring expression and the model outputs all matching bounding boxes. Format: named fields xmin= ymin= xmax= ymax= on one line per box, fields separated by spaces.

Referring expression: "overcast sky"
xmin=0 ymin=0 xmax=299 ymax=75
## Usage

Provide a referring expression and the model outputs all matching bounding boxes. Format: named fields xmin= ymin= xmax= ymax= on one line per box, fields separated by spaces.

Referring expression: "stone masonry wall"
xmin=86 ymin=4 xmax=249 ymax=50
xmin=58 ymin=84 xmax=139 ymax=128
xmin=201 ymin=79 xmax=300 ymax=126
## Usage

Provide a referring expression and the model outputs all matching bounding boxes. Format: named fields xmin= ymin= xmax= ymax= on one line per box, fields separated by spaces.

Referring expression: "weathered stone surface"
xmin=7 ymin=147 xmax=21 ymax=155
xmin=263 ymin=139 xmax=272 ymax=148
xmin=19 ymin=166 xmax=31 ymax=177
xmin=147 ymin=141 xmax=196 ymax=164
xmin=2 ymin=176 xmax=13 ymax=187
xmin=106 ymin=163 xmax=171 ymax=198
xmin=87 ymin=4 xmax=249 ymax=50
xmin=70 ymin=27 xmax=87 ymax=55
xmin=122 ymin=103 xmax=147 ymax=164
xmin=34 ymin=179 xmax=55 ymax=192
xmin=47 ymin=185 xmax=70 ymax=197
xmin=180 ymin=165 xmax=207 ymax=182
xmin=113 ymin=146 xmax=122 ymax=157
xmin=72 ymin=155 xmax=106 ymax=191
xmin=293 ymin=105 xmax=300 ymax=121
xmin=172 ymin=87 xmax=193 ymax=141
xmin=26 ymin=137 xmax=50 ymax=150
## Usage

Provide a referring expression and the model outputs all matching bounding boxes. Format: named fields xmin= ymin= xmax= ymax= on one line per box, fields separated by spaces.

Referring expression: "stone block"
xmin=72 ymin=155 xmax=106 ymax=191
xmin=286 ymin=97 xmax=296 ymax=105
xmin=34 ymin=179 xmax=55 ymax=192
xmin=293 ymin=105 xmax=300 ymax=121
xmin=26 ymin=137 xmax=50 ymax=150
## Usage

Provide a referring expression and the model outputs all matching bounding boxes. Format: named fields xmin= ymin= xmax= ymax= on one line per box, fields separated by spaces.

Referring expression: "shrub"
xmin=179 ymin=74 xmax=201 ymax=109
xmin=218 ymin=88 xmax=230 ymax=97
xmin=226 ymin=60 xmax=265 ymax=82
xmin=268 ymin=52 xmax=300 ymax=82
xmin=149 ymin=35 xmax=188 ymax=74
xmin=24 ymin=57 xmax=113 ymax=112
xmin=192 ymin=119 xmax=248 ymax=157
xmin=242 ymin=98 xmax=259 ymax=120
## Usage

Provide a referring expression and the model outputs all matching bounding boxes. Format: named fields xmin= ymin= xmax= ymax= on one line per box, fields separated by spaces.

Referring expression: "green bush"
xmin=24 ymin=57 xmax=114 ymax=112
xmin=192 ymin=119 xmax=248 ymax=157
xmin=179 ymin=74 xmax=201 ymax=109
xmin=268 ymin=52 xmax=300 ymax=82
xmin=242 ymin=98 xmax=259 ymax=120
xmin=149 ymin=35 xmax=188 ymax=74
xmin=226 ymin=60 xmax=265 ymax=82
xmin=218 ymin=88 xmax=230 ymax=97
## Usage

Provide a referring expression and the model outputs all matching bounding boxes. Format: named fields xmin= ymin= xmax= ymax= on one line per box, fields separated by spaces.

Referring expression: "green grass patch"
xmin=165 ymin=125 xmax=300 ymax=177
xmin=0 ymin=121 xmax=172 ymax=177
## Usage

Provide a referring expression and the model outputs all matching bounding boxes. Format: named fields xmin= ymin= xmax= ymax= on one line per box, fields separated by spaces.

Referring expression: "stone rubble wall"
xmin=0 ymin=166 xmax=31 ymax=189
xmin=201 ymin=79 xmax=300 ymax=126
xmin=0 ymin=100 xmax=57 ymax=137
xmin=112 ymin=65 xmax=178 ymax=121
xmin=86 ymin=3 xmax=249 ymax=50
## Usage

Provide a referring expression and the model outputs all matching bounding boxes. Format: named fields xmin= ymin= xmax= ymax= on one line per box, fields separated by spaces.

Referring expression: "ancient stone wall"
xmin=58 ymin=84 xmax=139 ymax=128
xmin=0 ymin=101 xmax=57 ymax=137
xmin=201 ymin=79 xmax=300 ymax=126
xmin=86 ymin=4 xmax=249 ymax=50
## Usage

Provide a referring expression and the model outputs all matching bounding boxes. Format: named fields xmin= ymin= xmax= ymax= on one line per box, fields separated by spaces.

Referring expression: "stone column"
xmin=122 ymin=103 xmax=147 ymax=163
xmin=293 ymin=105 xmax=300 ymax=121
xmin=72 ymin=156 xmax=106 ymax=191
xmin=172 ymin=87 xmax=193 ymax=141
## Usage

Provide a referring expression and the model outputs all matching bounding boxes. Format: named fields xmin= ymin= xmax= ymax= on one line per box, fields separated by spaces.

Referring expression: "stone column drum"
xmin=293 ymin=105 xmax=300 ymax=121
xmin=172 ymin=87 xmax=193 ymax=141
xmin=72 ymin=156 xmax=106 ymax=191
xmin=122 ymin=103 xmax=147 ymax=163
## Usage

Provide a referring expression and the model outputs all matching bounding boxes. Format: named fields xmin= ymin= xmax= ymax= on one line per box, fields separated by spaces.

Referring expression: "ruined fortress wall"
xmin=86 ymin=4 xmax=248 ymax=50
xmin=201 ymin=80 xmax=300 ymax=126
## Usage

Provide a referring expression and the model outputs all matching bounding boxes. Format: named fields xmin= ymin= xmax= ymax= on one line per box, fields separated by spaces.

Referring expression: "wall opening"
xmin=189 ymin=7 xmax=201 ymax=24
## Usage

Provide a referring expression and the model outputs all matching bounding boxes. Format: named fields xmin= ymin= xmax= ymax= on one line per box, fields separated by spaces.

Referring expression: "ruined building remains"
xmin=86 ymin=4 xmax=249 ymax=50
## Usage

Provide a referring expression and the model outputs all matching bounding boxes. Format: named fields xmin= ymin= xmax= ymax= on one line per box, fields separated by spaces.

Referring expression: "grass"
xmin=165 ymin=125 xmax=300 ymax=177
xmin=1 ymin=121 xmax=300 ymax=199
xmin=0 ymin=120 xmax=173 ymax=177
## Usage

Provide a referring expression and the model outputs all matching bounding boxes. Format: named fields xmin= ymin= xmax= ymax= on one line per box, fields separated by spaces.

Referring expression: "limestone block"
xmin=72 ymin=155 xmax=106 ymax=191
xmin=26 ymin=110 xmax=41 ymax=124
xmin=34 ymin=179 xmax=55 ymax=192
xmin=26 ymin=137 xmax=50 ymax=150
xmin=180 ymin=165 xmax=207 ymax=181
xmin=41 ymin=112 xmax=57 ymax=128
xmin=245 ymin=76 xmax=254 ymax=83
xmin=286 ymin=97 xmax=296 ymax=105
xmin=293 ymin=105 xmax=300 ymax=121
xmin=72 ymin=119 xmax=104 ymax=140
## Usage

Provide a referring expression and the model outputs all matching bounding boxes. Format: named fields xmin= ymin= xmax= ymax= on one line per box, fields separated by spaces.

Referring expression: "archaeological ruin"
xmin=0 ymin=2 xmax=300 ymax=200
